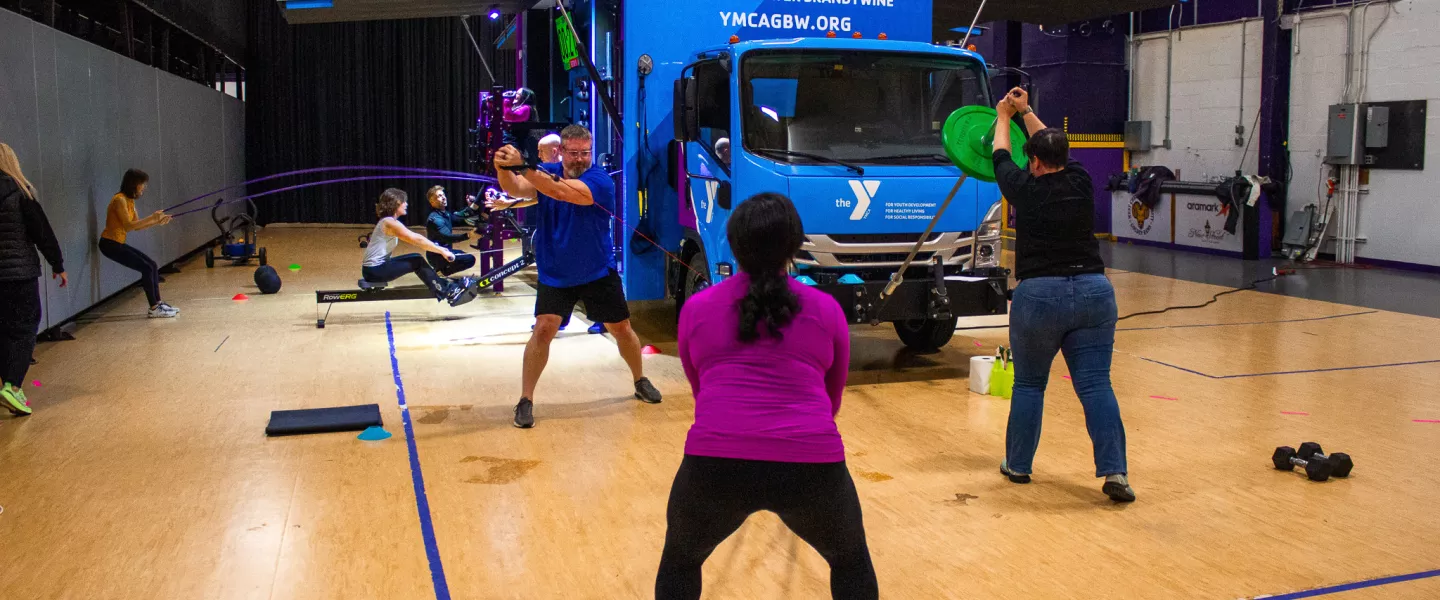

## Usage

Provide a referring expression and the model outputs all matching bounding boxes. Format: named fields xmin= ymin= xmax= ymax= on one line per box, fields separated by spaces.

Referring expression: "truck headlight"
xmin=975 ymin=201 xmax=1002 ymax=268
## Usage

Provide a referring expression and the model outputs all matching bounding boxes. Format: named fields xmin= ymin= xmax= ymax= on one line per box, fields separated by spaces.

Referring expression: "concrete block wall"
xmin=1129 ymin=0 xmax=1440 ymax=267
xmin=1131 ymin=20 xmax=1265 ymax=181
xmin=1288 ymin=0 xmax=1440 ymax=267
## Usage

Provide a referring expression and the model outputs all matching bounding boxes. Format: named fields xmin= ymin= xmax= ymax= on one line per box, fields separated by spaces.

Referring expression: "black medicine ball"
xmin=254 ymin=265 xmax=282 ymax=294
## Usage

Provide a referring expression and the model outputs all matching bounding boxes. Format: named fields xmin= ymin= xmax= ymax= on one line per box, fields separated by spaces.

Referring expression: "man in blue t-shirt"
xmin=492 ymin=125 xmax=662 ymax=428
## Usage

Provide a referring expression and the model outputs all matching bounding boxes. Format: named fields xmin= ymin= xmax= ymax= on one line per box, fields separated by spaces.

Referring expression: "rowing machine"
xmin=315 ymin=209 xmax=536 ymax=328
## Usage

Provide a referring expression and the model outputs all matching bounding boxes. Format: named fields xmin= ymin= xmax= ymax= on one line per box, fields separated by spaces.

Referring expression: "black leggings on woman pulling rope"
xmin=97 ymin=238 xmax=160 ymax=306
xmin=655 ymin=455 xmax=878 ymax=600
xmin=362 ymin=254 xmax=450 ymax=299
xmin=0 ymin=279 xmax=41 ymax=387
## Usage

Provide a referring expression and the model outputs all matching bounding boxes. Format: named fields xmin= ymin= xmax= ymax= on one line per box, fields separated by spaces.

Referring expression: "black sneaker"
xmin=1000 ymin=462 xmax=1031 ymax=484
xmin=513 ymin=398 xmax=535 ymax=428
xmin=1102 ymin=474 xmax=1136 ymax=503
xmin=634 ymin=378 xmax=662 ymax=404
xmin=447 ymin=277 xmax=477 ymax=307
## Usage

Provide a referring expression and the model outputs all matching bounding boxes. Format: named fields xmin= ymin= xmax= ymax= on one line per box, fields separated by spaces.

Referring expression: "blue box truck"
xmin=571 ymin=0 xmax=1009 ymax=350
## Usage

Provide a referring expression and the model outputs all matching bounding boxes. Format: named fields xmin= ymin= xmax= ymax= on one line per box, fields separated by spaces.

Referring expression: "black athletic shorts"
xmin=535 ymin=269 xmax=630 ymax=324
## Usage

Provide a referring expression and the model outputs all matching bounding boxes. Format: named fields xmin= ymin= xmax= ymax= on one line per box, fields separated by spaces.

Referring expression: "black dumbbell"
xmin=1296 ymin=442 xmax=1354 ymax=478
xmin=1272 ymin=446 xmax=1333 ymax=481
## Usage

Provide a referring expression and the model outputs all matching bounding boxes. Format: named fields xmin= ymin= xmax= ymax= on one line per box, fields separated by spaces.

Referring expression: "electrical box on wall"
xmin=1361 ymin=100 xmax=1426 ymax=170
xmin=1125 ymin=121 xmax=1151 ymax=152
xmin=1325 ymin=103 xmax=1364 ymax=165
xmin=1365 ymin=105 xmax=1390 ymax=148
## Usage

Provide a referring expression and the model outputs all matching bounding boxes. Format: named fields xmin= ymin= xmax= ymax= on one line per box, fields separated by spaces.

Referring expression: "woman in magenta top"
xmin=656 ymin=193 xmax=877 ymax=600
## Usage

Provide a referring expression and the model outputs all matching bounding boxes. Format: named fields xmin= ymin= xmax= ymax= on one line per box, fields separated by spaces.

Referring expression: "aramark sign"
xmin=721 ymin=0 xmax=932 ymax=42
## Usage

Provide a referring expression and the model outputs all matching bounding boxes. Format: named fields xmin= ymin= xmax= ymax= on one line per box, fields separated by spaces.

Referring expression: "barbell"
xmin=941 ymin=105 xmax=1030 ymax=183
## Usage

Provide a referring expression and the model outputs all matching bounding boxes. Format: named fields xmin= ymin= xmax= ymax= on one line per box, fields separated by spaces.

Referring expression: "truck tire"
xmin=679 ymin=248 xmax=711 ymax=312
xmin=893 ymin=317 xmax=958 ymax=352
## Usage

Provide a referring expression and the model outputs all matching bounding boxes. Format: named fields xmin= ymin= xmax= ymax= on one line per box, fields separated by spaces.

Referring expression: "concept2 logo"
xmin=838 ymin=180 xmax=881 ymax=221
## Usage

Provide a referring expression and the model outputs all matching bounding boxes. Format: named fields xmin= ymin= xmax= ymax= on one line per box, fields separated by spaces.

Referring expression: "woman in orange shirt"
xmin=98 ymin=169 xmax=176 ymax=318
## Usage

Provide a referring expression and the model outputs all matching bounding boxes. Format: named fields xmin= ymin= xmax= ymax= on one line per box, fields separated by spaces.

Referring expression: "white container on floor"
xmin=969 ymin=355 xmax=995 ymax=394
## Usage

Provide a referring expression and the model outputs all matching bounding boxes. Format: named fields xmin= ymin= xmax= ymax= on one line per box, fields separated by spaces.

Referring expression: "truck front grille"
xmin=836 ymin=252 xmax=933 ymax=264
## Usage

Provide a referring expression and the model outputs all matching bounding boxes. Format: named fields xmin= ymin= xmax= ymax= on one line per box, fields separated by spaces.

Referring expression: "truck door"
xmin=682 ymin=58 xmax=735 ymax=284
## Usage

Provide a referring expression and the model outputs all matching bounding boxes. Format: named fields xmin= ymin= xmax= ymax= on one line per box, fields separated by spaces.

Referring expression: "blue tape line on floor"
xmin=1255 ymin=568 xmax=1440 ymax=599
xmin=386 ymin=312 xmax=451 ymax=600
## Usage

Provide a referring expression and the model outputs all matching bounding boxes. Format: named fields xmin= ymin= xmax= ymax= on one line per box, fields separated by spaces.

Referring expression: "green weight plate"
xmin=941 ymin=105 xmax=1029 ymax=183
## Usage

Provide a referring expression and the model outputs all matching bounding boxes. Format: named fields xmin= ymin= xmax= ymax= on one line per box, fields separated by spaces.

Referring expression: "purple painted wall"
xmin=1018 ymin=22 xmax=1128 ymax=134
xmin=1073 ymin=148 xmax=1125 ymax=234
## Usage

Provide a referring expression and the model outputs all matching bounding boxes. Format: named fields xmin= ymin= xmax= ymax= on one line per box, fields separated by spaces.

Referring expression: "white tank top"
xmin=362 ymin=218 xmax=400 ymax=267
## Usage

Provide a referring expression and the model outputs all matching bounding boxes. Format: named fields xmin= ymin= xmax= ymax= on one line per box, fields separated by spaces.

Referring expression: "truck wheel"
xmin=205 ymin=248 xmax=215 ymax=268
xmin=680 ymin=248 xmax=711 ymax=311
xmin=894 ymin=317 xmax=958 ymax=352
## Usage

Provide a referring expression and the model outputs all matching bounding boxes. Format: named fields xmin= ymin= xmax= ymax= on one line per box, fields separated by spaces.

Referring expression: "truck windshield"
xmin=741 ymin=50 xmax=989 ymax=165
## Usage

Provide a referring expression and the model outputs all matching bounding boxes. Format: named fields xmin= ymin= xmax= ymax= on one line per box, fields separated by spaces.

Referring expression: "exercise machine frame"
xmin=315 ymin=211 xmax=534 ymax=328
xmin=206 ymin=197 xmax=267 ymax=268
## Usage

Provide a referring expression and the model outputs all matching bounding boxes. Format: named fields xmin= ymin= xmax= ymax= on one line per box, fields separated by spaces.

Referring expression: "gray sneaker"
xmin=148 ymin=304 xmax=179 ymax=318
xmin=1103 ymin=474 xmax=1136 ymax=502
xmin=513 ymin=398 xmax=535 ymax=428
xmin=634 ymin=378 xmax=662 ymax=404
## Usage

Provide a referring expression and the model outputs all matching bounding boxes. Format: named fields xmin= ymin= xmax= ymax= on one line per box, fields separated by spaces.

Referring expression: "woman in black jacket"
xmin=0 ymin=143 xmax=66 ymax=417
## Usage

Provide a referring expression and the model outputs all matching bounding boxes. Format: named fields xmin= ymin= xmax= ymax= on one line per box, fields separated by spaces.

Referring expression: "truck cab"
xmin=668 ymin=38 xmax=1009 ymax=351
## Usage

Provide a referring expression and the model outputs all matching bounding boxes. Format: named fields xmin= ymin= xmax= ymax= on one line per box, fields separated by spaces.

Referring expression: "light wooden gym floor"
xmin=3 ymin=226 xmax=1439 ymax=600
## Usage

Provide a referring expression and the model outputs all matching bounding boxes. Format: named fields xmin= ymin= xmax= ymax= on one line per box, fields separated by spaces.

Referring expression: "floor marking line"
xmin=386 ymin=312 xmax=451 ymax=600
xmin=1117 ymin=310 xmax=1377 ymax=332
xmin=1253 ymin=568 xmax=1440 ymax=599
xmin=1137 ymin=356 xmax=1440 ymax=379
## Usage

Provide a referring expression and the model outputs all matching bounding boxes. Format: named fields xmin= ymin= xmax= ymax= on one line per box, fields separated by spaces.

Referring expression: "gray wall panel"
xmin=30 ymin=23 xmax=65 ymax=329
xmin=0 ymin=10 xmax=39 ymax=164
xmin=2 ymin=8 xmax=244 ymax=327
xmin=51 ymin=34 xmax=103 ymax=323
xmin=158 ymin=70 xmax=229 ymax=256
xmin=0 ymin=13 xmax=46 ymax=330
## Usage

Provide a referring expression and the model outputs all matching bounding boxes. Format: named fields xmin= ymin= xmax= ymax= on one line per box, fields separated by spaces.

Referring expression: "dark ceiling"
xmin=935 ymin=0 xmax=1180 ymax=27
xmin=280 ymin=0 xmax=536 ymax=24
xmin=277 ymin=0 xmax=1182 ymax=29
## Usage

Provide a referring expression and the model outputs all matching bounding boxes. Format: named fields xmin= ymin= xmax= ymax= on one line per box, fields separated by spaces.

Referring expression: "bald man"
xmin=537 ymin=133 xmax=562 ymax=164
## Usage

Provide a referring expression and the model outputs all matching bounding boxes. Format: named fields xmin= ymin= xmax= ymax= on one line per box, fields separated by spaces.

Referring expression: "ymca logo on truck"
xmin=843 ymin=180 xmax=880 ymax=221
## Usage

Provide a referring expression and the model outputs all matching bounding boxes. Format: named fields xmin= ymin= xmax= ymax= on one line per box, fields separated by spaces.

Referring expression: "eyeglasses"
xmin=562 ymin=149 xmax=593 ymax=159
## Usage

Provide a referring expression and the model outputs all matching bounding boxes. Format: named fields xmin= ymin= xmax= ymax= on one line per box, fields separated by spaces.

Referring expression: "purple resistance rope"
xmin=161 ymin=166 xmax=499 ymax=213
xmin=169 ymin=174 xmax=496 ymax=218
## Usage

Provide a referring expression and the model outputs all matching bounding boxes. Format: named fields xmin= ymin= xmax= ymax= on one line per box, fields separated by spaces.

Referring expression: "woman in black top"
xmin=0 ymin=143 xmax=66 ymax=417
xmin=990 ymin=87 xmax=1134 ymax=502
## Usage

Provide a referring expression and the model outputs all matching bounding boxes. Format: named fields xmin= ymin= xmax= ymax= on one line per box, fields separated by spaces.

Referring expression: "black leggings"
xmin=97 ymin=238 xmax=160 ymax=306
xmin=656 ymin=455 xmax=878 ymax=600
xmin=362 ymin=254 xmax=449 ymax=299
xmin=427 ymin=250 xmax=476 ymax=276
xmin=0 ymin=278 xmax=41 ymax=387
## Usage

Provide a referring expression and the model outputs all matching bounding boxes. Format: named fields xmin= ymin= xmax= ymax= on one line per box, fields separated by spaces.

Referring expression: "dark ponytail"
xmin=727 ymin=193 xmax=805 ymax=342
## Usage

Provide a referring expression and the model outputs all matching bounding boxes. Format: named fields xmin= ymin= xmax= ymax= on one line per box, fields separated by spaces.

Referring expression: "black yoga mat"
xmin=265 ymin=404 xmax=383 ymax=437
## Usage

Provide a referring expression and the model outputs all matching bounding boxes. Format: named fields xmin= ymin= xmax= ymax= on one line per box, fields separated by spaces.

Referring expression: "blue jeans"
xmin=1005 ymin=274 xmax=1128 ymax=477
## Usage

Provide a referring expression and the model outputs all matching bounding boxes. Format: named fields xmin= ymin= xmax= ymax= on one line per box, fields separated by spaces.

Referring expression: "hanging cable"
xmin=163 ymin=166 xmax=496 ymax=213
xmin=460 ymin=16 xmax=497 ymax=85
xmin=171 ymin=174 xmax=493 ymax=218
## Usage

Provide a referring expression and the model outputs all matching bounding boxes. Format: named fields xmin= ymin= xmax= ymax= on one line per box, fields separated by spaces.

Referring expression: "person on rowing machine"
xmin=424 ymin=185 xmax=481 ymax=277
xmin=364 ymin=188 xmax=475 ymax=306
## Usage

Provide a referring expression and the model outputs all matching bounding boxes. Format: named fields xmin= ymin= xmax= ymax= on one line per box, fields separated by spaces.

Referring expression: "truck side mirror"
xmin=673 ymin=77 xmax=699 ymax=142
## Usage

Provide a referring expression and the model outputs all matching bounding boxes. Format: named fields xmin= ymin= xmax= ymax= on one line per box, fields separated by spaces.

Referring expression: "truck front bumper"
xmin=809 ymin=267 xmax=1009 ymax=324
